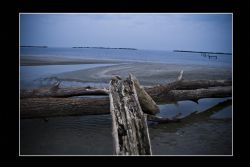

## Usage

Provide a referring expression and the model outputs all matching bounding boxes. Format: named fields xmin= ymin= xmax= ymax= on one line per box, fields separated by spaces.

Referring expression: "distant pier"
xmin=173 ymin=50 xmax=232 ymax=59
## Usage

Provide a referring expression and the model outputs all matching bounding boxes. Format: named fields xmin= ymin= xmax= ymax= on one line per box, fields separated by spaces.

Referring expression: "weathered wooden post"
xmin=109 ymin=74 xmax=152 ymax=155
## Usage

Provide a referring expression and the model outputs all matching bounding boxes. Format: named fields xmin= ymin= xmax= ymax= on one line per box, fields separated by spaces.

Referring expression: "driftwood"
xmin=109 ymin=75 xmax=152 ymax=155
xmin=21 ymin=97 xmax=110 ymax=118
xmin=156 ymin=86 xmax=232 ymax=103
xmin=20 ymin=85 xmax=109 ymax=98
xmin=20 ymin=86 xmax=231 ymax=118
xmin=20 ymin=71 xmax=232 ymax=118
xmin=147 ymin=113 xmax=181 ymax=123
xmin=145 ymin=79 xmax=231 ymax=100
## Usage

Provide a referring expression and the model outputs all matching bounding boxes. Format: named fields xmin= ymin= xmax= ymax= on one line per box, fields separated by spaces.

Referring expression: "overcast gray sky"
xmin=20 ymin=13 xmax=232 ymax=52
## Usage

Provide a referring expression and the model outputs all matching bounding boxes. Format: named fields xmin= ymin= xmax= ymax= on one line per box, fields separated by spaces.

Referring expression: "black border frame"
xmin=4 ymin=0 xmax=243 ymax=162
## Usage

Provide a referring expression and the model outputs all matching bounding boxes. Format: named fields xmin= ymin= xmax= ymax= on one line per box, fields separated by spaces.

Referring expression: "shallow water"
xmin=21 ymin=47 xmax=232 ymax=68
xmin=20 ymin=64 xmax=114 ymax=89
xmin=20 ymin=97 xmax=232 ymax=155
xmin=158 ymin=98 xmax=232 ymax=119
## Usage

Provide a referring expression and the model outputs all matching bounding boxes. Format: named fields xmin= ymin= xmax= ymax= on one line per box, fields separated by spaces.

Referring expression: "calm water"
xmin=21 ymin=47 xmax=232 ymax=67
xmin=20 ymin=47 xmax=232 ymax=155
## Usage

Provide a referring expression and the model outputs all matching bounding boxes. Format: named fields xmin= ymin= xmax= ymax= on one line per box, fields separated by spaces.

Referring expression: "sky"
xmin=20 ymin=13 xmax=232 ymax=52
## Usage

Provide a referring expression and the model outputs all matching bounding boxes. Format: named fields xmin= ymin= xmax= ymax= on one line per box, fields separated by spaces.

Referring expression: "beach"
xmin=55 ymin=62 xmax=232 ymax=86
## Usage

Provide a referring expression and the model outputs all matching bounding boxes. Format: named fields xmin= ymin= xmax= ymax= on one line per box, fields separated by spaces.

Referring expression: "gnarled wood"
xmin=130 ymin=74 xmax=159 ymax=115
xmin=109 ymin=75 xmax=152 ymax=155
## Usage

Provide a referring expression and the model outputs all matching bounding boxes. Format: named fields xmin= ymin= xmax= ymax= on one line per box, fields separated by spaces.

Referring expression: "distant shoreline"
xmin=20 ymin=46 xmax=48 ymax=48
xmin=72 ymin=46 xmax=137 ymax=50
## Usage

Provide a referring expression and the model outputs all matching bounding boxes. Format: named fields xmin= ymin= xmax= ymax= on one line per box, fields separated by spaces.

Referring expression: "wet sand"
xmin=51 ymin=62 xmax=232 ymax=86
xmin=20 ymin=56 xmax=232 ymax=87
xmin=21 ymin=56 xmax=126 ymax=66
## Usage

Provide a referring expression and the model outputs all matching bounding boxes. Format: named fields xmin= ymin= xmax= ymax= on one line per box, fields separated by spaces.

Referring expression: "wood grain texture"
xmin=109 ymin=75 xmax=152 ymax=155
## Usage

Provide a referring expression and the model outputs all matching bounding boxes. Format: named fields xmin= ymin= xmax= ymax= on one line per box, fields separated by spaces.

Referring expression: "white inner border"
xmin=19 ymin=13 xmax=233 ymax=156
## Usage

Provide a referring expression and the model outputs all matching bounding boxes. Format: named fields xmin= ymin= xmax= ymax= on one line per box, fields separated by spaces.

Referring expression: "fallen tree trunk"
xmin=154 ymin=86 xmax=232 ymax=103
xmin=172 ymin=79 xmax=232 ymax=90
xmin=21 ymin=97 xmax=110 ymax=118
xmin=145 ymin=79 xmax=231 ymax=98
xmin=20 ymin=85 xmax=109 ymax=98
xmin=109 ymin=75 xmax=152 ymax=155
xmin=20 ymin=86 xmax=232 ymax=118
